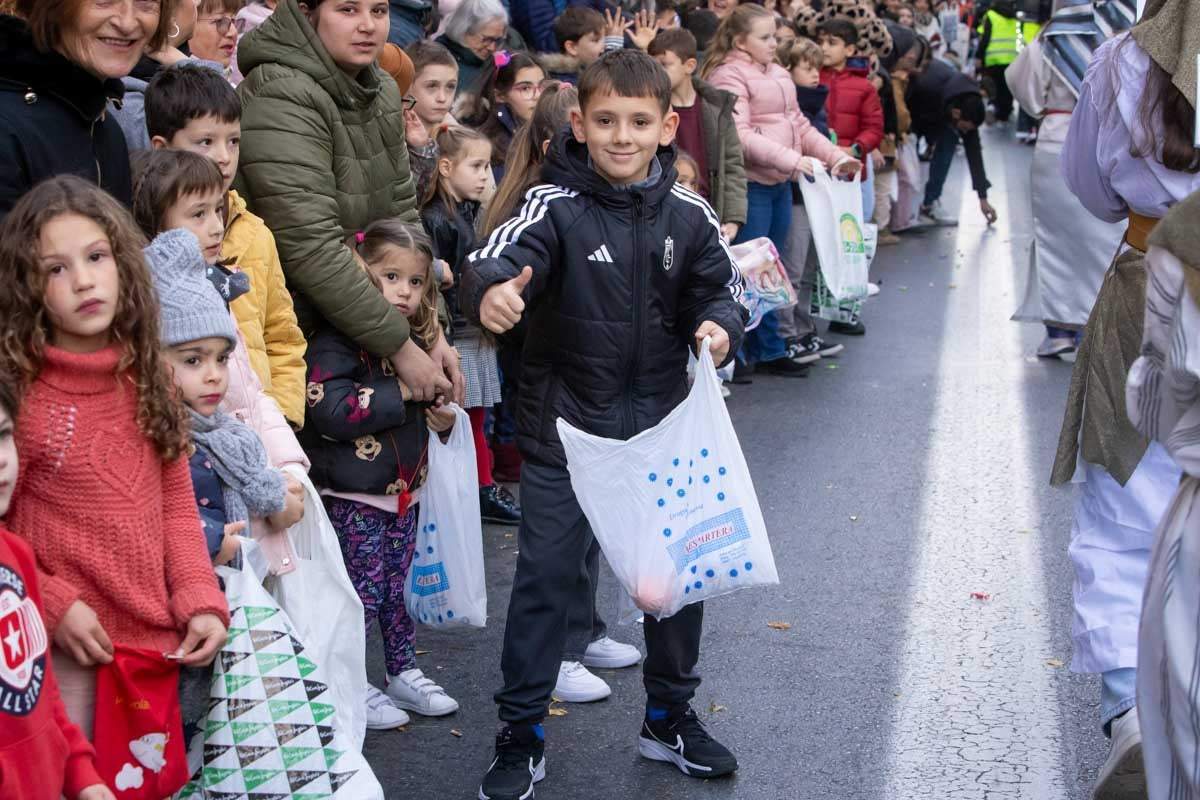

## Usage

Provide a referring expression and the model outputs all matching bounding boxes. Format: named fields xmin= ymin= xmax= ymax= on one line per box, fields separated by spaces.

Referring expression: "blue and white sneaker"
xmin=638 ymin=706 xmax=738 ymax=778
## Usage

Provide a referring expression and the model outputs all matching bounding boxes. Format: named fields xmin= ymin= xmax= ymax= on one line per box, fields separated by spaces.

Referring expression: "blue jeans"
xmin=1101 ymin=667 xmax=1137 ymax=735
xmin=737 ymin=181 xmax=793 ymax=363
xmin=923 ymin=127 xmax=961 ymax=208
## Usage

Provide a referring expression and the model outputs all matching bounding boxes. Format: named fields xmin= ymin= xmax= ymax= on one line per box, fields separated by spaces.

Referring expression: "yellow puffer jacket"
xmin=223 ymin=189 xmax=307 ymax=428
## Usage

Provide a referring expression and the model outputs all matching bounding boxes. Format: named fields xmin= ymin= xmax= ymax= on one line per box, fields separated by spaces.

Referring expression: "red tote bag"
xmin=93 ymin=646 xmax=189 ymax=799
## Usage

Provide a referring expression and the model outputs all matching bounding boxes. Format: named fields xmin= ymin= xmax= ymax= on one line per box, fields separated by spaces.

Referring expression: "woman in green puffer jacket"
xmin=236 ymin=0 xmax=459 ymax=402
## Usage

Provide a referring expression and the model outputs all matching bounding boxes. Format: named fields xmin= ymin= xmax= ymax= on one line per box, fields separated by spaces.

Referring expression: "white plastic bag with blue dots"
xmin=405 ymin=404 xmax=488 ymax=629
xmin=557 ymin=339 xmax=778 ymax=620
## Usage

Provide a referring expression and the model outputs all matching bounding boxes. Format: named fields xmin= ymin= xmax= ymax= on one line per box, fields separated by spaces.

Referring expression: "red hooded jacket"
xmin=0 ymin=527 xmax=103 ymax=799
xmin=820 ymin=61 xmax=885 ymax=177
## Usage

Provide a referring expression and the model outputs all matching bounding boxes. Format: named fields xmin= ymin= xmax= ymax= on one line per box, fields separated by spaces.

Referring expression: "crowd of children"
xmin=0 ymin=0 xmax=1044 ymax=798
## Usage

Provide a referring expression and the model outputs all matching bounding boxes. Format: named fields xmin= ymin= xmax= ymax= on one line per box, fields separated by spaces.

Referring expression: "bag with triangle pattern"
xmin=175 ymin=539 xmax=383 ymax=799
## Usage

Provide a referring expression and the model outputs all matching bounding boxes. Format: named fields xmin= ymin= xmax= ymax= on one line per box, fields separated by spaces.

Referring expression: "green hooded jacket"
xmin=236 ymin=0 xmax=419 ymax=358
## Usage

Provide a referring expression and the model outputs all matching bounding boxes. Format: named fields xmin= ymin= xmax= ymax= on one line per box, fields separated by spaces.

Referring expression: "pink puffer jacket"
xmin=707 ymin=51 xmax=844 ymax=186
xmin=222 ymin=316 xmax=308 ymax=575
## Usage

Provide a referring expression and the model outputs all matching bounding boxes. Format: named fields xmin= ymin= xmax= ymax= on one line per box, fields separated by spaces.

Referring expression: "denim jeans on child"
xmin=860 ymin=156 xmax=876 ymax=224
xmin=737 ymin=181 xmax=794 ymax=362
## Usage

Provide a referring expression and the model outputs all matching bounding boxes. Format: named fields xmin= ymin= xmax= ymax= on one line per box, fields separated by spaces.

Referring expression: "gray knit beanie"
xmin=144 ymin=229 xmax=239 ymax=348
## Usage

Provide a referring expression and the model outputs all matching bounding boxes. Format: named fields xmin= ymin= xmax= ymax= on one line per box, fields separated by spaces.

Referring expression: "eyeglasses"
xmin=200 ymin=16 xmax=246 ymax=35
xmin=510 ymin=82 xmax=544 ymax=98
xmin=402 ymin=96 xmax=418 ymax=111
xmin=476 ymin=31 xmax=506 ymax=47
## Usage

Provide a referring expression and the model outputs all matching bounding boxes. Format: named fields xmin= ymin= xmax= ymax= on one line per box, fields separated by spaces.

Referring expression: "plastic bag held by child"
xmin=730 ymin=237 xmax=797 ymax=331
xmin=406 ymin=404 xmax=488 ymax=628
xmin=558 ymin=338 xmax=779 ymax=620
xmin=179 ymin=538 xmax=383 ymax=800
xmin=798 ymin=158 xmax=870 ymax=304
xmin=93 ymin=646 xmax=189 ymax=799
xmin=269 ymin=464 xmax=368 ymax=748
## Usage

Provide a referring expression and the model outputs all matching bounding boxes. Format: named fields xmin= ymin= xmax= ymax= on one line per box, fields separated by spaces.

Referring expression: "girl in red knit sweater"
xmin=0 ymin=176 xmax=229 ymax=739
xmin=0 ymin=379 xmax=115 ymax=800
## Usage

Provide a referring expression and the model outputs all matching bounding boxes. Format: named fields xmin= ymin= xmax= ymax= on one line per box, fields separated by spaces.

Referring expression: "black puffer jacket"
xmin=421 ymin=196 xmax=481 ymax=335
xmin=0 ymin=15 xmax=131 ymax=218
xmin=461 ymin=134 xmax=748 ymax=468
xmin=301 ymin=326 xmax=431 ymax=497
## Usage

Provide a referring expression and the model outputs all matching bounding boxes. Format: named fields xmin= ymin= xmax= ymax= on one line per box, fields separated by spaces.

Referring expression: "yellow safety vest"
xmin=978 ymin=9 xmax=1020 ymax=67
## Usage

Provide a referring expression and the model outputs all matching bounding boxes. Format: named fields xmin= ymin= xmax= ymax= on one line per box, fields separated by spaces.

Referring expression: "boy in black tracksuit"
xmin=462 ymin=49 xmax=748 ymax=800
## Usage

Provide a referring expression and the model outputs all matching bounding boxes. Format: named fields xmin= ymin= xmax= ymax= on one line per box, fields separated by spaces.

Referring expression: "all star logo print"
xmin=0 ymin=564 xmax=48 ymax=716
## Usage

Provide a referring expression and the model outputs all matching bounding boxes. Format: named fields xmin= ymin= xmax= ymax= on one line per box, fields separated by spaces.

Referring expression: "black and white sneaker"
xmin=790 ymin=333 xmax=844 ymax=361
xmin=479 ymin=726 xmax=546 ymax=800
xmin=638 ymin=706 xmax=738 ymax=778
xmin=784 ymin=336 xmax=822 ymax=365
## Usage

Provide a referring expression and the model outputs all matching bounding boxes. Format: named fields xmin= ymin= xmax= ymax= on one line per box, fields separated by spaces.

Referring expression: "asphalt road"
xmin=362 ymin=128 xmax=1109 ymax=799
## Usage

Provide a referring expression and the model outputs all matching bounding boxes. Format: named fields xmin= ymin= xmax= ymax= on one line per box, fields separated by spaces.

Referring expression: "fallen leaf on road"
xmin=1046 ymin=658 xmax=1064 ymax=668
xmin=850 ymin=515 xmax=859 ymax=521
xmin=970 ymin=592 xmax=991 ymax=601
xmin=710 ymin=703 xmax=727 ymax=713
xmin=899 ymin=285 xmax=909 ymax=291
xmin=827 ymin=364 xmax=839 ymax=370
xmin=948 ymin=284 xmax=958 ymax=289
xmin=450 ymin=729 xmax=463 ymax=737
xmin=767 ymin=622 xmax=792 ymax=630
xmin=548 ymin=702 xmax=569 ymax=717
xmin=415 ymin=649 xmax=431 ymax=656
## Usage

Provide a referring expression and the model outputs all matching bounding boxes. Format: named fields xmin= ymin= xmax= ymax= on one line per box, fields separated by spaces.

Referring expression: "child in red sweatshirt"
xmin=0 ymin=378 xmax=114 ymax=800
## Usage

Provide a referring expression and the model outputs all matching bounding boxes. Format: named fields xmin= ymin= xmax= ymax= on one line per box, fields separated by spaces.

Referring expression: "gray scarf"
xmin=188 ymin=408 xmax=286 ymax=526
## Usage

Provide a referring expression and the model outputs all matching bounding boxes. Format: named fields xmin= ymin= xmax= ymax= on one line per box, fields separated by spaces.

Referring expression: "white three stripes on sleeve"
xmin=470 ymin=184 xmax=578 ymax=263
xmin=669 ymin=185 xmax=745 ymax=304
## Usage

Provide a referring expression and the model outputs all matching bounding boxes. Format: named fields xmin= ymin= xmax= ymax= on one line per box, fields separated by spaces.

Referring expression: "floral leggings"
xmin=324 ymin=498 xmax=418 ymax=677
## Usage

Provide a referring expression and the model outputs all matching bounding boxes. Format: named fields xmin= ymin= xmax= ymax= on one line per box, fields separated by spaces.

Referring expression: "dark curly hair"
xmin=0 ymin=176 xmax=189 ymax=461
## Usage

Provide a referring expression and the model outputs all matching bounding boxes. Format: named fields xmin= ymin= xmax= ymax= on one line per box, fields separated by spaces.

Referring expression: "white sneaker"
xmin=386 ymin=668 xmax=460 ymax=717
xmin=720 ymin=384 xmax=732 ymax=399
xmin=1093 ymin=710 xmax=1145 ymax=800
xmin=554 ymin=661 xmax=612 ymax=703
xmin=918 ymin=200 xmax=959 ymax=227
xmin=365 ymin=685 xmax=410 ymax=730
xmin=1036 ymin=335 xmax=1076 ymax=358
xmin=867 ymin=282 xmax=880 ymax=297
xmin=582 ymin=636 xmax=642 ymax=669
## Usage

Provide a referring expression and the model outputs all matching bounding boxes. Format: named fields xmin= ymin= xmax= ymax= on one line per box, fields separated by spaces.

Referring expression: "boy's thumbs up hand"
xmin=480 ymin=266 xmax=533 ymax=334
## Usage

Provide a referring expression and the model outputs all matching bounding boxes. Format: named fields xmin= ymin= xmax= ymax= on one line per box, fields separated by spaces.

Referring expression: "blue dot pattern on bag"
xmin=673 ymin=458 xmax=680 ymax=466
xmin=694 ymin=581 xmax=703 ymax=590
xmin=745 ymin=561 xmax=753 ymax=571
xmin=663 ymin=528 xmax=671 ymax=538
xmin=657 ymin=498 xmax=665 ymax=507
xmin=447 ymin=610 xmax=454 ymax=619
xmin=719 ymin=466 xmax=727 ymax=476
xmin=684 ymin=585 xmax=690 ymax=594
xmin=706 ymin=569 xmax=715 ymax=578
xmin=717 ymin=492 xmax=725 ymax=501
xmin=703 ymin=475 xmax=710 ymax=483
xmin=676 ymin=489 xmax=685 ymax=498
xmin=649 ymin=473 xmax=657 ymax=482
xmin=701 ymin=449 xmax=709 ymax=457
xmin=427 ymin=546 xmax=434 ymax=554
xmin=428 ymin=523 xmax=436 ymax=533
xmin=667 ymin=478 xmax=674 ymax=487
xmin=730 ymin=569 xmax=739 ymax=577
xmin=691 ymin=565 xmax=697 ymax=574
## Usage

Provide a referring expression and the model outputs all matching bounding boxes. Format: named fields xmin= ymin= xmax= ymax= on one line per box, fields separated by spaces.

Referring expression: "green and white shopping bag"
xmin=176 ymin=540 xmax=383 ymax=799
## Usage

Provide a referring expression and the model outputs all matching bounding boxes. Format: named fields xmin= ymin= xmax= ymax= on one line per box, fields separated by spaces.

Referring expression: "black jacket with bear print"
xmin=300 ymin=325 xmax=431 ymax=499
xmin=460 ymin=132 xmax=748 ymax=469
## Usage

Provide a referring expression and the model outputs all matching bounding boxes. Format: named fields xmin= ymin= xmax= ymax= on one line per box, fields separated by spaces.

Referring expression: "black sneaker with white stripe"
xmin=638 ymin=706 xmax=738 ymax=778
xmin=479 ymin=726 xmax=546 ymax=800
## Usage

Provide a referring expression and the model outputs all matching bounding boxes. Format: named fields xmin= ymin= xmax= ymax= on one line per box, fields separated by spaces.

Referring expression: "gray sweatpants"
xmin=776 ymin=204 xmax=818 ymax=341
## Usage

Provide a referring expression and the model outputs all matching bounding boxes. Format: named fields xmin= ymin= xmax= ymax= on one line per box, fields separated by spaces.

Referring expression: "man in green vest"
xmin=974 ymin=0 xmax=1042 ymax=122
